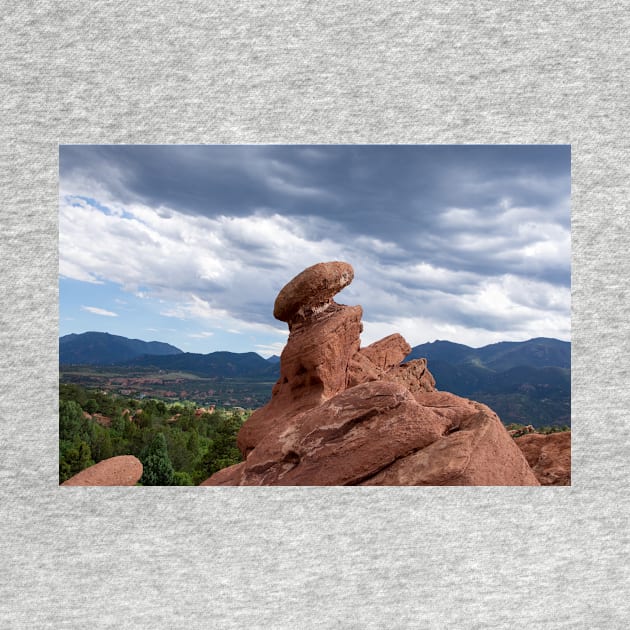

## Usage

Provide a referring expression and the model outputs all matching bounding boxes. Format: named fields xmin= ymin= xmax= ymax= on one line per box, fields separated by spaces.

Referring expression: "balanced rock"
xmin=514 ymin=431 xmax=571 ymax=485
xmin=206 ymin=262 xmax=540 ymax=486
xmin=62 ymin=455 xmax=143 ymax=486
xmin=238 ymin=263 xmax=362 ymax=456
xmin=273 ymin=261 xmax=353 ymax=325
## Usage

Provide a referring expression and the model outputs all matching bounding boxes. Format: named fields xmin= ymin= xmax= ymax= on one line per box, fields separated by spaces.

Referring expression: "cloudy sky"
xmin=59 ymin=145 xmax=570 ymax=357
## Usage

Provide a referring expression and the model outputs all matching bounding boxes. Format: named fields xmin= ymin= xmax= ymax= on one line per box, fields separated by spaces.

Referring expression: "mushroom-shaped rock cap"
xmin=273 ymin=261 xmax=354 ymax=322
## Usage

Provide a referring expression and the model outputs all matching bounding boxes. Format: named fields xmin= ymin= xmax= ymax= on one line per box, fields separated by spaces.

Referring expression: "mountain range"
xmin=59 ymin=332 xmax=570 ymax=426
xmin=406 ymin=337 xmax=570 ymax=371
xmin=60 ymin=332 xmax=183 ymax=365
xmin=406 ymin=338 xmax=570 ymax=427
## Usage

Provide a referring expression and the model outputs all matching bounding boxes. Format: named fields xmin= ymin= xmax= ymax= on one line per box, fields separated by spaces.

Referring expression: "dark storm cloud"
xmin=59 ymin=144 xmax=570 ymax=346
xmin=60 ymin=145 xmax=569 ymax=224
xmin=60 ymin=144 xmax=339 ymax=217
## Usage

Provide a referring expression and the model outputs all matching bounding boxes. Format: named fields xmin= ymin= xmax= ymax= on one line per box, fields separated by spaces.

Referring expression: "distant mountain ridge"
xmin=405 ymin=338 xmax=571 ymax=427
xmin=125 ymin=350 xmax=279 ymax=378
xmin=59 ymin=332 xmax=278 ymax=378
xmin=60 ymin=331 xmax=183 ymax=365
xmin=59 ymin=332 xmax=570 ymax=426
xmin=406 ymin=337 xmax=570 ymax=370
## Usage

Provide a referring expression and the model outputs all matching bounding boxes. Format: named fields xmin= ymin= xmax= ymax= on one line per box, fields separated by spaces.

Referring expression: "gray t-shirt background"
xmin=1 ymin=2 xmax=628 ymax=628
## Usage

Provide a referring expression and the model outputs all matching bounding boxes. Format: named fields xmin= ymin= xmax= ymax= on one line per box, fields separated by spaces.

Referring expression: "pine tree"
xmin=60 ymin=439 xmax=93 ymax=483
xmin=139 ymin=433 xmax=174 ymax=486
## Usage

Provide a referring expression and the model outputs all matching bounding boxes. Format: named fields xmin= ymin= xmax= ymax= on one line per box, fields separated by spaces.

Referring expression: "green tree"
xmin=192 ymin=414 xmax=243 ymax=484
xmin=93 ymin=391 xmax=117 ymax=416
xmin=173 ymin=471 xmax=194 ymax=486
xmin=90 ymin=424 xmax=113 ymax=463
xmin=59 ymin=383 xmax=88 ymax=408
xmin=140 ymin=433 xmax=174 ymax=486
xmin=59 ymin=400 xmax=85 ymax=442
xmin=84 ymin=399 xmax=98 ymax=414
xmin=122 ymin=415 xmax=139 ymax=442
xmin=60 ymin=400 xmax=96 ymax=453
xmin=165 ymin=429 xmax=194 ymax=473
xmin=186 ymin=429 xmax=200 ymax=460
xmin=60 ymin=439 xmax=93 ymax=483
xmin=109 ymin=414 xmax=122 ymax=434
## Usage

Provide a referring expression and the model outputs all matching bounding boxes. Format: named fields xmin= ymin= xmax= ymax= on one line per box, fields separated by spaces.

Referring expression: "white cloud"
xmin=161 ymin=295 xmax=232 ymax=321
xmin=59 ymin=186 xmax=345 ymax=329
xmin=361 ymin=316 xmax=513 ymax=349
xmin=266 ymin=175 xmax=333 ymax=199
xmin=255 ymin=341 xmax=286 ymax=358
xmin=361 ymin=308 xmax=569 ymax=350
xmin=352 ymin=266 xmax=570 ymax=349
xmin=81 ymin=306 xmax=118 ymax=317
xmin=161 ymin=294 xmax=288 ymax=337
xmin=354 ymin=236 xmax=406 ymax=257
xmin=59 ymin=157 xmax=570 ymax=349
xmin=59 ymin=258 xmax=104 ymax=284
xmin=298 ymin=147 xmax=330 ymax=161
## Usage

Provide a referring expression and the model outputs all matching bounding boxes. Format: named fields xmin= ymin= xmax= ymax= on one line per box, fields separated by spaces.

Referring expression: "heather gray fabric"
xmin=1 ymin=2 xmax=628 ymax=628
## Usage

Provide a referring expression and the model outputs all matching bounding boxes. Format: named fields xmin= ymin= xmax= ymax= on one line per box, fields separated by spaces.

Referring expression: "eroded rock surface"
xmin=515 ymin=431 xmax=571 ymax=485
xmin=206 ymin=261 xmax=541 ymax=486
xmin=273 ymin=261 xmax=354 ymax=324
xmin=362 ymin=401 xmax=538 ymax=486
xmin=237 ymin=301 xmax=363 ymax=455
xmin=61 ymin=455 xmax=143 ymax=486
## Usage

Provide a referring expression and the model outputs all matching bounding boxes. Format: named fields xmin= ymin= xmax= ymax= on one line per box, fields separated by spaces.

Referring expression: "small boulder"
xmin=61 ymin=455 xmax=143 ymax=486
xmin=346 ymin=334 xmax=415 ymax=389
xmin=384 ymin=358 xmax=436 ymax=396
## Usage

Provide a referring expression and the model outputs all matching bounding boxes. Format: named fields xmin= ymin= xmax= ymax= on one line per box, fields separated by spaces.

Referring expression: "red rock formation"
xmin=199 ymin=462 xmax=246 ymax=486
xmin=514 ymin=431 xmax=571 ymax=485
xmin=237 ymin=304 xmax=364 ymax=455
xmin=362 ymin=400 xmax=538 ymax=486
xmin=206 ymin=261 xmax=540 ymax=486
xmin=61 ymin=455 xmax=143 ymax=486
xmin=273 ymin=261 xmax=354 ymax=324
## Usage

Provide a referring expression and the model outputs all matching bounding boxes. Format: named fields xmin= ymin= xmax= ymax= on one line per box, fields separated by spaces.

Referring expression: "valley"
xmin=60 ymin=332 xmax=571 ymax=428
xmin=60 ymin=366 xmax=277 ymax=410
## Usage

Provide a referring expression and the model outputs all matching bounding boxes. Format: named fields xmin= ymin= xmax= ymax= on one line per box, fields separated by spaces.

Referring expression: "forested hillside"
xmin=59 ymin=383 xmax=246 ymax=485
